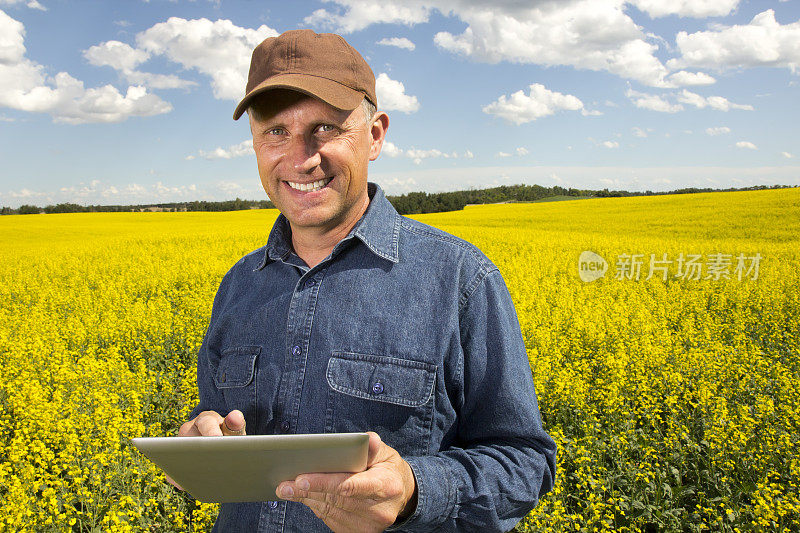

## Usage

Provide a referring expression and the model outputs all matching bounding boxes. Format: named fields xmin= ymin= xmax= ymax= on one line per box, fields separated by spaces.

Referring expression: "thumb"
xmin=365 ymin=431 xmax=390 ymax=467
xmin=222 ymin=410 xmax=246 ymax=436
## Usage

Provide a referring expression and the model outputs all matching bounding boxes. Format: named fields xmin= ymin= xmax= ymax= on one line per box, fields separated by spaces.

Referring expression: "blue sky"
xmin=0 ymin=0 xmax=798 ymax=208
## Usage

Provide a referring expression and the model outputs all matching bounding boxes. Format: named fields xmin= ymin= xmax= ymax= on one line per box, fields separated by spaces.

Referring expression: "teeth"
xmin=287 ymin=178 xmax=331 ymax=192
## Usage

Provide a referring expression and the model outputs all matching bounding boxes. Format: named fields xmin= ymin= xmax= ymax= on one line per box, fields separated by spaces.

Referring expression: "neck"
xmin=290 ymin=193 xmax=371 ymax=269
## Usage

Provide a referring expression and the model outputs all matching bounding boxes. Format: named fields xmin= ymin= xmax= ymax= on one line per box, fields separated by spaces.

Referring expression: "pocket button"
xmin=371 ymin=381 xmax=385 ymax=395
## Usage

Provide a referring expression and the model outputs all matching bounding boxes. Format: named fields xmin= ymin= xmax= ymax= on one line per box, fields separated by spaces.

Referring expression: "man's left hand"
xmin=276 ymin=432 xmax=417 ymax=533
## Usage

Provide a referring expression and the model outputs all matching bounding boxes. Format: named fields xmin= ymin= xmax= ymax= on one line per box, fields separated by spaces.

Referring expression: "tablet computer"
xmin=131 ymin=433 xmax=369 ymax=503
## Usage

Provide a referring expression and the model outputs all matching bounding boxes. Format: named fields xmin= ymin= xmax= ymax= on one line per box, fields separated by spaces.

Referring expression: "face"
xmin=249 ymin=90 xmax=388 ymax=236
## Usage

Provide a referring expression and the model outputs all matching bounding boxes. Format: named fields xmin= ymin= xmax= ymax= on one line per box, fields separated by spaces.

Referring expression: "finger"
xmin=178 ymin=419 xmax=201 ymax=437
xmin=222 ymin=410 xmax=246 ymax=436
xmin=280 ymin=472 xmax=393 ymax=510
xmin=299 ymin=493 xmax=397 ymax=533
xmin=297 ymin=496 xmax=383 ymax=533
xmin=277 ymin=472 xmax=351 ymax=501
xmin=195 ymin=411 xmax=225 ymax=436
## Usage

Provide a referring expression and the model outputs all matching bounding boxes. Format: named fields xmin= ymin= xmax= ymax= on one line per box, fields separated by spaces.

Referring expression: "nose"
xmin=287 ymin=135 xmax=322 ymax=174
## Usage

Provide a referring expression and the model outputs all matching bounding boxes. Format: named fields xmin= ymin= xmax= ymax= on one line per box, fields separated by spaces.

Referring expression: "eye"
xmin=264 ymin=126 xmax=286 ymax=136
xmin=316 ymin=124 xmax=338 ymax=134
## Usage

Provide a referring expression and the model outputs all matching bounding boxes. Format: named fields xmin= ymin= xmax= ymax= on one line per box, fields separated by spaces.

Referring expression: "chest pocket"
xmin=213 ymin=346 xmax=260 ymax=415
xmin=325 ymin=352 xmax=436 ymax=457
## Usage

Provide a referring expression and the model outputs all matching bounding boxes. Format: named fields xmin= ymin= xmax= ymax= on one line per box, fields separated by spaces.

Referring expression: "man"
xmin=177 ymin=29 xmax=556 ymax=532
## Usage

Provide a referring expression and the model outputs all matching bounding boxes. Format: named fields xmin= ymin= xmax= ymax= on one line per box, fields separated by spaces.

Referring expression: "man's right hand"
xmin=166 ymin=409 xmax=246 ymax=490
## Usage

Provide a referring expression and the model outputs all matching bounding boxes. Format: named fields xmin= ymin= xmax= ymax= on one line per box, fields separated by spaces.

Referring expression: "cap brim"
xmin=233 ymin=73 xmax=366 ymax=120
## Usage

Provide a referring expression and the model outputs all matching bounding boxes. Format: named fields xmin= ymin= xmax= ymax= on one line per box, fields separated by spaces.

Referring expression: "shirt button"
xmin=219 ymin=372 xmax=226 ymax=383
xmin=306 ymin=278 xmax=316 ymax=288
xmin=291 ymin=345 xmax=301 ymax=356
xmin=281 ymin=420 xmax=290 ymax=433
xmin=268 ymin=501 xmax=278 ymax=510
xmin=371 ymin=381 xmax=385 ymax=395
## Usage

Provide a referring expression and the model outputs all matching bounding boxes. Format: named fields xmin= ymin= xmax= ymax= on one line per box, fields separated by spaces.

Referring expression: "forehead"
xmin=249 ymin=89 xmax=353 ymax=124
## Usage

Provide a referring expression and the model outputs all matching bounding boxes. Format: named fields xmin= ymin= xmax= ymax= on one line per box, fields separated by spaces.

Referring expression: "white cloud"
xmin=626 ymin=88 xmax=683 ymax=113
xmin=381 ymin=140 xmax=402 ymax=158
xmin=303 ymin=2 xmax=800 ymax=87
xmin=7 ymin=187 xmax=45 ymax=199
xmin=669 ymin=10 xmax=800 ymax=73
xmin=705 ymin=126 xmax=730 ymax=135
xmin=626 ymin=87 xmax=753 ymax=114
xmin=677 ymin=89 xmax=753 ymax=111
xmin=632 ymin=126 xmax=648 ymax=137
xmin=735 ymin=141 xmax=757 ymax=150
xmin=464 ymin=150 xmax=474 ymax=159
xmin=627 ymin=0 xmax=739 ymax=18
xmin=406 ymin=147 xmax=449 ymax=164
xmin=187 ymin=139 xmax=253 ymax=160
xmin=376 ymin=37 xmax=416 ymax=50
xmin=601 ymin=140 xmax=620 ymax=148
xmin=84 ymin=40 xmax=149 ymax=72
xmin=483 ymin=83 xmax=584 ymax=125
xmin=494 ymin=148 xmax=529 ymax=157
xmin=135 ymin=17 xmax=279 ymax=100
xmin=0 ymin=9 xmax=26 ymax=64
xmin=304 ymin=1 xmax=431 ymax=34
xmin=121 ymin=70 xmax=197 ymax=90
xmin=0 ymin=0 xmax=46 ymax=10
xmin=781 ymin=151 xmax=794 ymax=159
xmin=305 ymin=0 xmax=671 ymax=87
xmin=84 ymin=40 xmax=198 ymax=90
xmin=434 ymin=0 xmax=670 ymax=87
xmin=5 ymin=178 xmax=265 ymax=208
xmin=0 ymin=11 xmax=171 ymax=124
xmin=372 ymin=164 xmax=800 ymax=197
xmin=381 ymin=140 xmax=466 ymax=164
xmin=376 ymin=73 xmax=419 ymax=113
xmin=667 ymin=70 xmax=716 ymax=86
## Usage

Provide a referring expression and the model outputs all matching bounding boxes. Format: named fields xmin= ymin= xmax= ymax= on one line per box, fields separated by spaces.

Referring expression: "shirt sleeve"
xmin=389 ymin=267 xmax=557 ymax=532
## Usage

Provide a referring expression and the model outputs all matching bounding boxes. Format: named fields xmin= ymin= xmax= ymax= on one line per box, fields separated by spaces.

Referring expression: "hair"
xmin=361 ymin=98 xmax=377 ymax=125
xmin=247 ymin=93 xmax=377 ymax=125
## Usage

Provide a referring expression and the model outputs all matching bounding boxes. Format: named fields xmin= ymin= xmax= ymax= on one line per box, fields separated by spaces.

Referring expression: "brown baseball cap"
xmin=233 ymin=29 xmax=377 ymax=120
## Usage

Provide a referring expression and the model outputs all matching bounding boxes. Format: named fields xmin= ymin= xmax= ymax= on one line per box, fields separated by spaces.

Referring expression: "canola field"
xmin=1 ymin=188 xmax=798 ymax=532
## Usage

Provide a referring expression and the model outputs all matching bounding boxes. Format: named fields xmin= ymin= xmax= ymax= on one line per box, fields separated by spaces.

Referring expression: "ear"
xmin=368 ymin=112 xmax=390 ymax=162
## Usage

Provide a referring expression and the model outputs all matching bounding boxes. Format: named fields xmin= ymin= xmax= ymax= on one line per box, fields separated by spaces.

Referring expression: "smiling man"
xmin=177 ymin=29 xmax=556 ymax=532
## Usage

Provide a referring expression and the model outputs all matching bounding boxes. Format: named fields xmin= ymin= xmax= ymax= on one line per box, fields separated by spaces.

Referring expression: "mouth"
xmin=284 ymin=177 xmax=333 ymax=193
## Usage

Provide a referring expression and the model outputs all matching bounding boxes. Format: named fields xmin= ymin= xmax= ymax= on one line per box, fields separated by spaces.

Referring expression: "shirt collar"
xmin=256 ymin=181 xmax=400 ymax=270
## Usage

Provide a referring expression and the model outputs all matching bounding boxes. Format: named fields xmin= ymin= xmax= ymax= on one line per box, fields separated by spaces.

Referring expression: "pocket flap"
xmin=326 ymin=352 xmax=436 ymax=407
xmin=214 ymin=346 xmax=260 ymax=388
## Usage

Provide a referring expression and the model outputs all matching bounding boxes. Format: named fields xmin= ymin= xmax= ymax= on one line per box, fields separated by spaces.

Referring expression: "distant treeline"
xmin=2 ymin=183 xmax=795 ymax=216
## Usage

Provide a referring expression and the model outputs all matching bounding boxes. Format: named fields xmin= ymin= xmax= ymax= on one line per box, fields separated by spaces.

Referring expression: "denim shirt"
xmin=190 ymin=182 xmax=557 ymax=532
